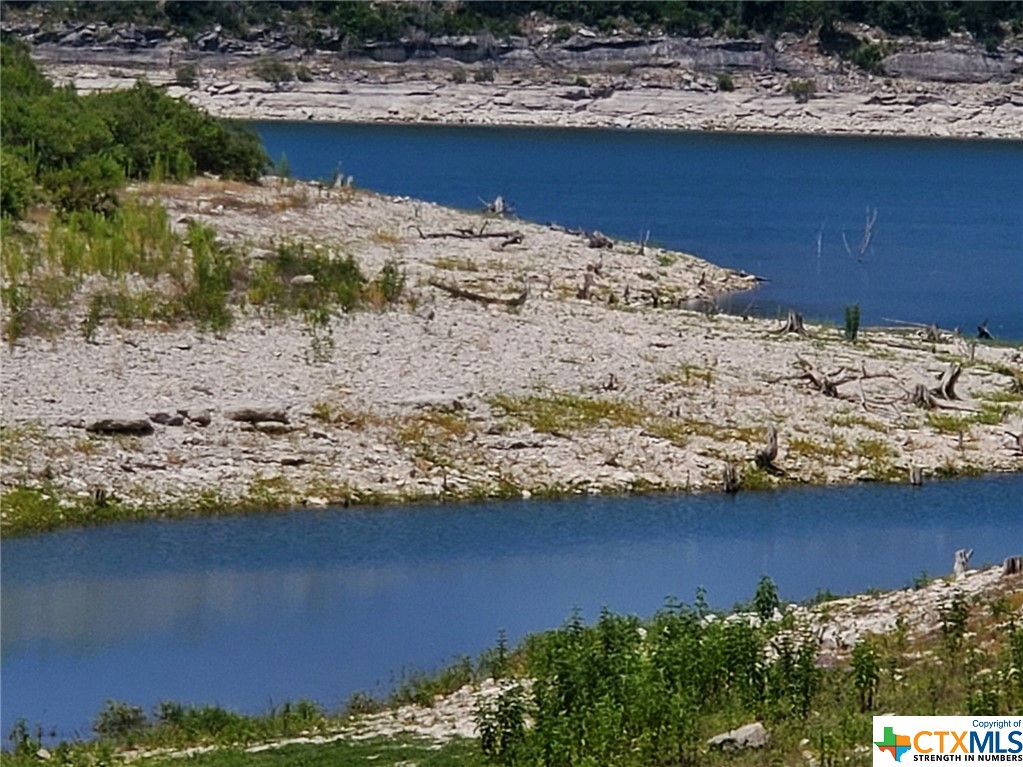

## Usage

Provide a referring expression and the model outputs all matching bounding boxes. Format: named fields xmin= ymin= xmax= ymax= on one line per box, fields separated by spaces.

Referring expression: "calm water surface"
xmin=254 ymin=123 xmax=1023 ymax=338
xmin=3 ymin=475 xmax=1022 ymax=739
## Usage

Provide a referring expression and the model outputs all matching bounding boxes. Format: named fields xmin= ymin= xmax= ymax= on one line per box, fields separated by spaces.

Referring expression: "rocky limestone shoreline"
xmin=7 ymin=13 xmax=1022 ymax=139
xmin=2 ymin=178 xmax=1021 ymax=529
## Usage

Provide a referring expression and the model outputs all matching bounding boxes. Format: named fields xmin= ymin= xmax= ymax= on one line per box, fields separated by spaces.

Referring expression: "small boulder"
xmin=708 ymin=722 xmax=769 ymax=751
xmin=224 ymin=404 xmax=288 ymax=424
xmin=178 ymin=408 xmax=212 ymax=427
xmin=149 ymin=411 xmax=185 ymax=426
xmin=85 ymin=415 xmax=153 ymax=436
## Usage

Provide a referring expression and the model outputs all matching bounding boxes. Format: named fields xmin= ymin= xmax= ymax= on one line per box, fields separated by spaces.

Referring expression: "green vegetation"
xmin=0 ymin=42 xmax=268 ymax=220
xmin=715 ymin=71 xmax=735 ymax=91
xmin=844 ymin=303 xmax=860 ymax=342
xmin=9 ymin=577 xmax=1022 ymax=767
xmin=251 ymin=55 xmax=294 ymax=88
xmin=787 ymin=77 xmax=816 ymax=103
xmin=5 ymin=2 xmax=1020 ymax=49
xmin=488 ymin=391 xmax=646 ymax=433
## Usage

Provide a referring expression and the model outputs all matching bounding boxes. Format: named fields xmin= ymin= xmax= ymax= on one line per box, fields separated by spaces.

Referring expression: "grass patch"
xmin=431 ymin=256 xmax=480 ymax=271
xmin=828 ymin=413 xmax=886 ymax=432
xmin=655 ymin=363 xmax=714 ymax=387
xmin=488 ymin=392 xmax=647 ymax=433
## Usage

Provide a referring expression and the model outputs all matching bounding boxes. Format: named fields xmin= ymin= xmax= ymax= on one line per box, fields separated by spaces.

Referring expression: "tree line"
xmin=0 ymin=41 xmax=268 ymax=220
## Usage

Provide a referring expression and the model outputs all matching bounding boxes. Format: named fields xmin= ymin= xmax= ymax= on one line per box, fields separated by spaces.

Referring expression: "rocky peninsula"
xmin=2 ymin=175 xmax=1021 ymax=532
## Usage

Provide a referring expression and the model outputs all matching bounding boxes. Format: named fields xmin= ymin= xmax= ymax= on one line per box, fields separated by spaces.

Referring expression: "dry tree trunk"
xmin=755 ymin=424 xmax=779 ymax=470
xmin=1003 ymin=556 xmax=1023 ymax=576
xmin=771 ymin=310 xmax=809 ymax=336
xmin=909 ymin=466 xmax=924 ymax=486
xmin=722 ymin=462 xmax=740 ymax=494
xmin=577 ymin=270 xmax=596 ymax=300
xmin=933 ymin=362 xmax=962 ymax=400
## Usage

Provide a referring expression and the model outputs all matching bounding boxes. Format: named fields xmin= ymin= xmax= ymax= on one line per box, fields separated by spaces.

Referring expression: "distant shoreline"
xmin=33 ymin=53 xmax=1023 ymax=141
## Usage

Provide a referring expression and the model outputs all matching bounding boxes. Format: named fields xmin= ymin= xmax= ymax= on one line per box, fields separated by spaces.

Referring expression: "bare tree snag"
xmin=577 ymin=270 xmax=596 ymax=300
xmin=909 ymin=466 xmax=924 ymax=486
xmin=755 ymin=424 xmax=779 ymax=470
xmin=771 ymin=310 xmax=809 ymax=336
xmin=1003 ymin=556 xmax=1023 ymax=576
xmin=909 ymin=383 xmax=938 ymax=409
xmin=953 ymin=548 xmax=973 ymax=579
xmin=977 ymin=319 xmax=993 ymax=340
xmin=933 ymin=362 xmax=962 ymax=401
xmin=1005 ymin=431 xmax=1023 ymax=455
xmin=586 ymin=230 xmax=613 ymax=249
xmin=481 ymin=195 xmax=508 ymax=216
xmin=722 ymin=462 xmax=740 ymax=494
xmin=428 ymin=280 xmax=528 ymax=308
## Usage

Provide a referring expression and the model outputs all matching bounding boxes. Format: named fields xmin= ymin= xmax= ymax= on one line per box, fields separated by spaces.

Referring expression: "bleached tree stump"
xmin=953 ymin=548 xmax=973 ymax=579
xmin=755 ymin=424 xmax=779 ymax=470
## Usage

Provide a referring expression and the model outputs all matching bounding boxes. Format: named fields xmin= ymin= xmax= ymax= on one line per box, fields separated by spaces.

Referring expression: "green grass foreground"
xmin=4 ymin=577 xmax=1022 ymax=767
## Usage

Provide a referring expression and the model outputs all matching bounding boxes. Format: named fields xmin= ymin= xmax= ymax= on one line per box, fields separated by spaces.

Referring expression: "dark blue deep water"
xmin=254 ymin=124 xmax=1022 ymax=338
xmin=3 ymin=475 xmax=1022 ymax=739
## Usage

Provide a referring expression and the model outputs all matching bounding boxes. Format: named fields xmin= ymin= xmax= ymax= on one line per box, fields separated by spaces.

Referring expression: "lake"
xmin=3 ymin=474 xmax=1022 ymax=740
xmin=253 ymin=123 xmax=1023 ymax=339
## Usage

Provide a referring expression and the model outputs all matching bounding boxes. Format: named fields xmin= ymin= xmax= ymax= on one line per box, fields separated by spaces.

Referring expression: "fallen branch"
xmin=428 ymin=280 xmax=528 ymax=308
xmin=1005 ymin=431 xmax=1023 ymax=456
xmin=411 ymin=224 xmax=524 ymax=241
xmin=769 ymin=356 xmax=895 ymax=399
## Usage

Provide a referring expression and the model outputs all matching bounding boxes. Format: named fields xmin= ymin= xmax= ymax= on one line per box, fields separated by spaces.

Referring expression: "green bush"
xmin=252 ymin=55 xmax=294 ymax=87
xmin=295 ymin=63 xmax=314 ymax=82
xmin=0 ymin=43 xmax=269 ymax=218
xmin=844 ymin=303 xmax=861 ymax=342
xmin=174 ymin=62 xmax=199 ymax=88
xmin=716 ymin=71 xmax=735 ymax=91
xmin=473 ymin=65 xmax=496 ymax=83
xmin=450 ymin=67 xmax=467 ymax=84
xmin=788 ymin=78 xmax=816 ymax=103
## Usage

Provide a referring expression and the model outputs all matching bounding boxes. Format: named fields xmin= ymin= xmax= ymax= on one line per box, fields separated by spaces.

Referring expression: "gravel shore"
xmin=2 ymin=178 xmax=1020 ymax=525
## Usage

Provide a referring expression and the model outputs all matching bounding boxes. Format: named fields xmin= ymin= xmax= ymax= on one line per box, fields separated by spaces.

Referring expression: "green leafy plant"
xmin=788 ymin=78 xmax=816 ymax=103
xmin=716 ymin=71 xmax=735 ymax=91
xmin=844 ymin=303 xmax=861 ymax=342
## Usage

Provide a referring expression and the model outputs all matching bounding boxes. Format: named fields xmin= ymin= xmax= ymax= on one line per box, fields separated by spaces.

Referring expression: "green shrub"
xmin=451 ymin=67 xmax=467 ymax=84
xmin=850 ymin=41 xmax=887 ymax=74
xmin=94 ymin=700 xmax=147 ymax=739
xmin=788 ymin=78 xmax=816 ymax=103
xmin=174 ymin=62 xmax=199 ymax=88
xmin=844 ymin=303 xmax=861 ymax=342
xmin=252 ymin=55 xmax=294 ymax=87
xmin=473 ymin=65 xmax=496 ymax=83
xmin=716 ymin=71 xmax=735 ymax=91
xmin=295 ymin=63 xmax=314 ymax=82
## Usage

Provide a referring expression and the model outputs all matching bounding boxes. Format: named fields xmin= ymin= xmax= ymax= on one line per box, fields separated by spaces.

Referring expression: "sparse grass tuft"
xmin=488 ymin=392 xmax=647 ymax=433
xmin=655 ymin=363 xmax=714 ymax=387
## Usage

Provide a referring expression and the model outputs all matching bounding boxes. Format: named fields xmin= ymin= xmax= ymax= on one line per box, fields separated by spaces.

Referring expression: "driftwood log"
xmin=586 ymin=230 xmax=613 ymax=249
xmin=1005 ymin=431 xmax=1023 ymax=455
xmin=770 ymin=356 xmax=895 ymax=400
xmin=411 ymin=223 xmax=523 ymax=248
xmin=428 ymin=280 xmax=528 ymax=308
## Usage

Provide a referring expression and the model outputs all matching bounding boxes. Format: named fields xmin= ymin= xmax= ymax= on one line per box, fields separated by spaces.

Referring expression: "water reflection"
xmin=2 ymin=475 xmax=1020 ymax=738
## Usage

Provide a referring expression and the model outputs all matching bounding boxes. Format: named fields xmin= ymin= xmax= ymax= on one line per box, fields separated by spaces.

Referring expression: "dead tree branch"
xmin=769 ymin=356 xmax=895 ymax=400
xmin=755 ymin=424 xmax=779 ymax=471
xmin=411 ymin=224 xmax=524 ymax=241
xmin=428 ymin=280 xmax=528 ymax=308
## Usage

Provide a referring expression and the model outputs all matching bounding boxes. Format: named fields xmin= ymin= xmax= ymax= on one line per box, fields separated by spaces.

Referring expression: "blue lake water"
xmin=3 ymin=475 xmax=1022 ymax=740
xmin=253 ymin=123 xmax=1023 ymax=338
